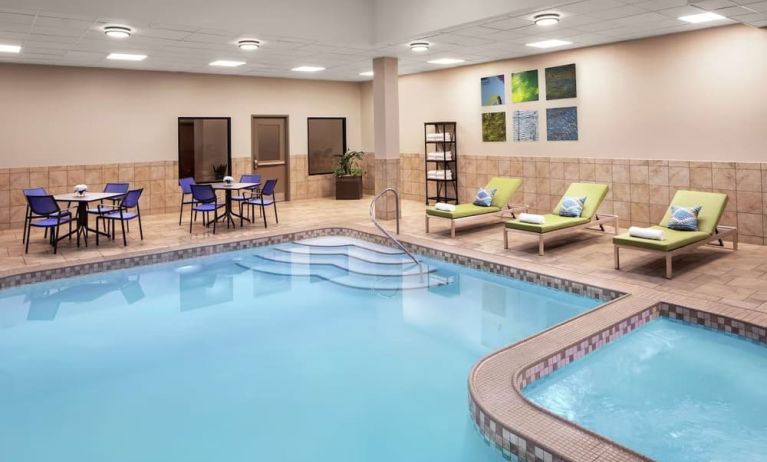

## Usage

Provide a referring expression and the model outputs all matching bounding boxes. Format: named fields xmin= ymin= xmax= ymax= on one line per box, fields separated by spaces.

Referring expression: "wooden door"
xmin=251 ymin=116 xmax=289 ymax=201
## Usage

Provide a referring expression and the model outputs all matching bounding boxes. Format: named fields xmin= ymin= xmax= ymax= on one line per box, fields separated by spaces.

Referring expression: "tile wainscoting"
xmin=1 ymin=155 xmax=337 ymax=230
xmin=393 ymin=154 xmax=767 ymax=245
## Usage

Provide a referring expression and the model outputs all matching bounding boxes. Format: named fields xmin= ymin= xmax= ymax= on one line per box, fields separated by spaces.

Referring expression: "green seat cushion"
xmin=660 ymin=190 xmax=727 ymax=235
xmin=505 ymin=214 xmax=590 ymax=233
xmin=485 ymin=177 xmax=522 ymax=209
xmin=552 ymin=183 xmax=609 ymax=219
xmin=613 ymin=226 xmax=710 ymax=251
xmin=427 ymin=204 xmax=501 ymax=219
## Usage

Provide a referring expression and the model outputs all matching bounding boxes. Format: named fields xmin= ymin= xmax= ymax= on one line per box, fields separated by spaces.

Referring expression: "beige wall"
xmin=0 ymin=64 xmax=364 ymax=168
xmin=389 ymin=25 xmax=767 ymax=162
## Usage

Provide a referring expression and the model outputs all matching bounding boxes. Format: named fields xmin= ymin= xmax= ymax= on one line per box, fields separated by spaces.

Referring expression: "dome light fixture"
xmin=104 ymin=25 xmax=132 ymax=39
xmin=409 ymin=41 xmax=430 ymax=53
xmin=534 ymin=13 xmax=560 ymax=26
xmin=238 ymin=39 xmax=261 ymax=51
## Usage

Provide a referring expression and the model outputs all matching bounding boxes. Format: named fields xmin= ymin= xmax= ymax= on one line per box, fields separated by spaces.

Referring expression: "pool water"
xmin=524 ymin=318 xmax=767 ymax=462
xmin=0 ymin=237 xmax=598 ymax=462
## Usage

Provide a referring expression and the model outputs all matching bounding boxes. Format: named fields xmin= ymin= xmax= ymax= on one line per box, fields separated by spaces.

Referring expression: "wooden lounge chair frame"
xmin=504 ymin=213 xmax=619 ymax=256
xmin=426 ymin=202 xmax=529 ymax=238
xmin=614 ymin=225 xmax=738 ymax=279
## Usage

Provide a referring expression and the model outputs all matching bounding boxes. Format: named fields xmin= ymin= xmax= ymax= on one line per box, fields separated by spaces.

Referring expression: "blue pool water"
xmin=525 ymin=318 xmax=767 ymax=462
xmin=0 ymin=237 xmax=599 ymax=462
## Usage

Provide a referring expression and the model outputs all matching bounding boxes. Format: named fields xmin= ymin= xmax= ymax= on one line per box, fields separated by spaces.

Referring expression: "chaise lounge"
xmin=504 ymin=183 xmax=617 ymax=256
xmin=613 ymin=190 xmax=737 ymax=279
xmin=425 ymin=177 xmax=523 ymax=238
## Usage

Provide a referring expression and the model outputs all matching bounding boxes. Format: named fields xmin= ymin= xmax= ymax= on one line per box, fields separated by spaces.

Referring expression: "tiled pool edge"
xmin=0 ymin=227 xmax=623 ymax=303
xmin=469 ymin=299 xmax=767 ymax=462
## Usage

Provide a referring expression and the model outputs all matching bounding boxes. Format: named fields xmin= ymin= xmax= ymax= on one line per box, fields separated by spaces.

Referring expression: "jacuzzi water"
xmin=524 ymin=318 xmax=767 ymax=462
xmin=0 ymin=237 xmax=599 ymax=462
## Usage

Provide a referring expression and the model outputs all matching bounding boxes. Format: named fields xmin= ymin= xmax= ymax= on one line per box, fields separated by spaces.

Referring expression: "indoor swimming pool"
xmin=0 ymin=237 xmax=600 ymax=462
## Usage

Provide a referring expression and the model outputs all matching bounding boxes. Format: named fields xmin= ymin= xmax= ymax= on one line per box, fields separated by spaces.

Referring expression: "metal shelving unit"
xmin=424 ymin=121 xmax=458 ymax=205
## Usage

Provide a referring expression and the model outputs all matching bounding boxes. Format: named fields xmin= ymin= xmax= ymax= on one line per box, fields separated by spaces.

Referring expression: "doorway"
xmin=251 ymin=116 xmax=289 ymax=201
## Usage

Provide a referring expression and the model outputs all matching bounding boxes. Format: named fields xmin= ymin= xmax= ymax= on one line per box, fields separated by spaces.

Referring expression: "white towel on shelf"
xmin=434 ymin=202 xmax=456 ymax=212
xmin=427 ymin=151 xmax=453 ymax=161
xmin=629 ymin=226 xmax=665 ymax=240
xmin=427 ymin=170 xmax=453 ymax=180
xmin=519 ymin=213 xmax=545 ymax=224
xmin=426 ymin=133 xmax=453 ymax=142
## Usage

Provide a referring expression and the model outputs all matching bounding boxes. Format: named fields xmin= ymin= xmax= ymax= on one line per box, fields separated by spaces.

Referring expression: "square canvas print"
xmin=512 ymin=110 xmax=538 ymax=141
xmin=546 ymin=107 xmax=578 ymax=141
xmin=482 ymin=112 xmax=506 ymax=142
xmin=511 ymin=69 xmax=539 ymax=103
xmin=481 ymin=74 xmax=505 ymax=106
xmin=545 ymin=64 xmax=577 ymax=100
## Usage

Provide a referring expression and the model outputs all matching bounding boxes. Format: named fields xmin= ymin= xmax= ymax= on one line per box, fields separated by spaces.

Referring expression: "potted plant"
xmin=334 ymin=150 xmax=365 ymax=200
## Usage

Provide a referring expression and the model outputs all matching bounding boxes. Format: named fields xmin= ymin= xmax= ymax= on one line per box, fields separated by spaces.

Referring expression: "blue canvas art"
xmin=546 ymin=107 xmax=578 ymax=141
xmin=481 ymin=75 xmax=505 ymax=106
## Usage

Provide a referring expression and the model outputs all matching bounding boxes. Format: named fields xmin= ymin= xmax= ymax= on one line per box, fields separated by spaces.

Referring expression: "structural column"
xmin=372 ymin=57 xmax=400 ymax=220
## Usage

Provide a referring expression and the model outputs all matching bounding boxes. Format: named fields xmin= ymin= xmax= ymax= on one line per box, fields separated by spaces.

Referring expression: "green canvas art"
xmin=482 ymin=112 xmax=506 ymax=142
xmin=511 ymin=70 xmax=539 ymax=103
xmin=545 ymin=64 xmax=577 ymax=100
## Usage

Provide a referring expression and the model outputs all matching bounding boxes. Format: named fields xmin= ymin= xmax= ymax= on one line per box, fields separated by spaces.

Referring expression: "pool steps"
xmin=237 ymin=238 xmax=454 ymax=291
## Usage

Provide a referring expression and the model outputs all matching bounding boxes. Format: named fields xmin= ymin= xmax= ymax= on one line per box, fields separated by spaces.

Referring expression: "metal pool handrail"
xmin=369 ymin=188 xmax=419 ymax=265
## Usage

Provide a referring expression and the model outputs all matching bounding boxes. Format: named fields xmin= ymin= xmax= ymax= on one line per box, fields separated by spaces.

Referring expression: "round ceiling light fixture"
xmin=409 ymin=41 xmax=430 ymax=53
xmin=238 ymin=39 xmax=261 ymax=51
xmin=104 ymin=25 xmax=132 ymax=39
xmin=534 ymin=13 xmax=560 ymax=26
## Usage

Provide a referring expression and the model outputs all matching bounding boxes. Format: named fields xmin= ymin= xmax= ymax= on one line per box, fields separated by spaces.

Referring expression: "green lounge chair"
xmin=504 ymin=183 xmax=617 ymax=256
xmin=613 ymin=190 xmax=737 ymax=279
xmin=425 ymin=177 xmax=524 ymax=238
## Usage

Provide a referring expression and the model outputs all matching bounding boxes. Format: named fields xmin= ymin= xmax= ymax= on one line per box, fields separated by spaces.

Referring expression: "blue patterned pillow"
xmin=559 ymin=196 xmax=586 ymax=217
xmin=473 ymin=188 xmax=497 ymax=207
xmin=667 ymin=205 xmax=702 ymax=231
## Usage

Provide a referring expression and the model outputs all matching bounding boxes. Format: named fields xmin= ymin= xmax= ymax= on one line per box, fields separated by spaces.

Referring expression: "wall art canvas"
xmin=546 ymin=107 xmax=578 ymax=141
xmin=481 ymin=74 xmax=505 ymax=106
xmin=512 ymin=110 xmax=538 ymax=141
xmin=545 ymin=64 xmax=577 ymax=100
xmin=511 ymin=69 xmax=539 ymax=103
xmin=482 ymin=112 xmax=506 ymax=142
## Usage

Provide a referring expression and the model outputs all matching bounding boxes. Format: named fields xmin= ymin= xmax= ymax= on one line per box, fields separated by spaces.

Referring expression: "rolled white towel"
xmin=434 ymin=202 xmax=455 ymax=212
xmin=519 ymin=213 xmax=545 ymax=224
xmin=628 ymin=226 xmax=665 ymax=240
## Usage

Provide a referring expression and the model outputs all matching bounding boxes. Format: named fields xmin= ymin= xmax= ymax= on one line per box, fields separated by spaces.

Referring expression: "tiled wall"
xmin=392 ymin=154 xmax=767 ymax=245
xmin=1 ymin=155 xmax=336 ymax=230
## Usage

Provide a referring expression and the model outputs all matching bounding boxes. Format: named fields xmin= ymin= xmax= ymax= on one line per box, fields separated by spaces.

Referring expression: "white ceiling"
xmin=0 ymin=0 xmax=765 ymax=81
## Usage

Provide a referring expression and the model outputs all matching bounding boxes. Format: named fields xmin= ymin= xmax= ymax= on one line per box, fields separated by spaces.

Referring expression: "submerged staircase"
xmin=238 ymin=189 xmax=455 ymax=291
xmin=237 ymin=237 xmax=453 ymax=291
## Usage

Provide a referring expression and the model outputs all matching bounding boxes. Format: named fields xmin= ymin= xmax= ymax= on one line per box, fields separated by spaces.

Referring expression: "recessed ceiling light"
xmin=107 ymin=53 xmax=146 ymax=61
xmin=292 ymin=66 xmax=325 ymax=72
xmin=210 ymin=60 xmax=246 ymax=67
xmin=678 ymin=12 xmax=726 ymax=23
xmin=359 ymin=71 xmax=374 ymax=76
xmin=526 ymin=39 xmax=572 ymax=49
xmin=427 ymin=58 xmax=465 ymax=65
xmin=0 ymin=44 xmax=21 ymax=53
xmin=104 ymin=25 xmax=132 ymax=39
xmin=534 ymin=13 xmax=560 ymax=26
xmin=237 ymin=39 xmax=261 ymax=51
xmin=409 ymin=41 xmax=431 ymax=53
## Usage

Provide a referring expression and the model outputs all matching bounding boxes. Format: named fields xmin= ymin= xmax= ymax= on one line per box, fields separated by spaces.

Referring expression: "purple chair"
xmin=190 ymin=184 xmax=225 ymax=234
xmin=24 ymin=195 xmax=74 ymax=254
xmin=243 ymin=179 xmax=278 ymax=228
xmin=235 ymin=174 xmax=261 ymax=222
xmin=95 ymin=189 xmax=144 ymax=246
xmin=23 ymin=187 xmax=72 ymax=244
xmin=88 ymin=183 xmax=130 ymax=213
xmin=179 ymin=177 xmax=198 ymax=226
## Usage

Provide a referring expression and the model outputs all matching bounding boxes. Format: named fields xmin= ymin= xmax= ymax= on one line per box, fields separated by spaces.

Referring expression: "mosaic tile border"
xmin=0 ymin=227 xmax=624 ymax=303
xmin=471 ymin=300 xmax=767 ymax=462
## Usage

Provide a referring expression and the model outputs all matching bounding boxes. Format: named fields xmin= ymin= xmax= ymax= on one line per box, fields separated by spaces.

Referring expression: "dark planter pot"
xmin=335 ymin=175 xmax=363 ymax=200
